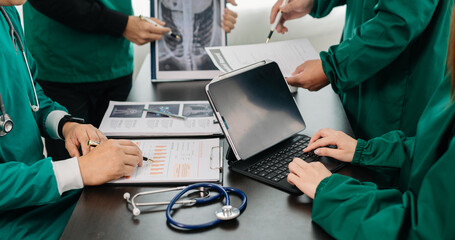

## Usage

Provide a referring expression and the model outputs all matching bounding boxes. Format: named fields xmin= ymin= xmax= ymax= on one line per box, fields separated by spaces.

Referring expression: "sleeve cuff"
xmin=51 ymin=157 xmax=84 ymax=195
xmin=100 ymin=7 xmax=129 ymax=36
xmin=352 ymin=139 xmax=367 ymax=165
xmin=45 ymin=110 xmax=68 ymax=140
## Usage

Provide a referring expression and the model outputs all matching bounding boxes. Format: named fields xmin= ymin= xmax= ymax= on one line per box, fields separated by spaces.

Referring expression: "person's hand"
xmin=286 ymin=59 xmax=329 ymax=91
xmin=62 ymin=122 xmax=107 ymax=157
xmin=288 ymin=158 xmax=331 ymax=199
xmin=270 ymin=0 xmax=314 ymax=34
xmin=222 ymin=0 xmax=238 ymax=33
xmin=123 ymin=16 xmax=171 ymax=45
xmin=78 ymin=139 xmax=143 ymax=185
xmin=304 ymin=128 xmax=357 ymax=163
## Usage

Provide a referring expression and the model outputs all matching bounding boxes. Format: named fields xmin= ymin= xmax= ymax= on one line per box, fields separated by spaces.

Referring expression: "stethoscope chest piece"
xmin=215 ymin=205 xmax=241 ymax=220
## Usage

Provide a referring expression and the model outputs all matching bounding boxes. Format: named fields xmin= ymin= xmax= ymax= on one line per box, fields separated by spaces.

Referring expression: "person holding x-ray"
xmin=0 ymin=1 xmax=143 ymax=238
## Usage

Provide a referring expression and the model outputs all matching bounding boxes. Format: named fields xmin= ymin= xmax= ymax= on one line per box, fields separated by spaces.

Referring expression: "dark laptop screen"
xmin=208 ymin=62 xmax=306 ymax=159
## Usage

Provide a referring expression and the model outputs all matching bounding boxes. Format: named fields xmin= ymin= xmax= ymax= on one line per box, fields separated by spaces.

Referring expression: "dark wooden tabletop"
xmin=61 ymin=55 xmax=368 ymax=240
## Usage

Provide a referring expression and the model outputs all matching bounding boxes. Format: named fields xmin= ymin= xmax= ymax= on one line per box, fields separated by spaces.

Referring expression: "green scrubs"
xmin=0 ymin=7 xmax=79 ymax=239
xmin=312 ymin=74 xmax=455 ymax=239
xmin=23 ymin=0 xmax=133 ymax=83
xmin=312 ymin=0 xmax=453 ymax=139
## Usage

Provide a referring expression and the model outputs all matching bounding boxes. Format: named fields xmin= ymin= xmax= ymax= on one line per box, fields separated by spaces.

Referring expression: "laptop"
xmin=205 ymin=60 xmax=344 ymax=194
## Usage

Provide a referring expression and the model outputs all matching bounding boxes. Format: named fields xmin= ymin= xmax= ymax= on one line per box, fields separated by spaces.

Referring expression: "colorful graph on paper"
xmin=109 ymin=138 xmax=221 ymax=183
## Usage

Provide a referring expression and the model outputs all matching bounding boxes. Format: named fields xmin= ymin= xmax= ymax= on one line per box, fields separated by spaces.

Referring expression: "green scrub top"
xmin=0 ymin=7 xmax=80 ymax=239
xmin=22 ymin=0 xmax=134 ymax=83
xmin=311 ymin=74 xmax=455 ymax=239
xmin=311 ymin=0 xmax=453 ymax=139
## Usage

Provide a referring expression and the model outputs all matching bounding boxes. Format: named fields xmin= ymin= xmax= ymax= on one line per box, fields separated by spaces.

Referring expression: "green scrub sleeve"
xmin=0 ymin=159 xmax=61 ymax=212
xmin=312 ymin=136 xmax=455 ymax=239
xmin=320 ymin=0 xmax=439 ymax=93
xmin=352 ymin=131 xmax=415 ymax=168
xmin=310 ymin=0 xmax=346 ymax=18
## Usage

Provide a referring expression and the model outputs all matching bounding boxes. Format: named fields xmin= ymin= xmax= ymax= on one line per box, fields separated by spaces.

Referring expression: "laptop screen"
xmin=208 ymin=62 xmax=306 ymax=160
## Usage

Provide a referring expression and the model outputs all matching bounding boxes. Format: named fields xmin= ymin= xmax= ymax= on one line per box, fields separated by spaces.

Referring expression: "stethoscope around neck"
xmin=124 ymin=183 xmax=247 ymax=230
xmin=0 ymin=6 xmax=40 ymax=136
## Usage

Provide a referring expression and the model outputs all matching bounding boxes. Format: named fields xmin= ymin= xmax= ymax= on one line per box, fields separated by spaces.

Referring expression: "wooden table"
xmin=61 ymin=55 xmax=369 ymax=240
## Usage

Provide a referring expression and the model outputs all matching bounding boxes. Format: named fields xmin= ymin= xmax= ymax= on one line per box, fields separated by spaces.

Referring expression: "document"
xmin=110 ymin=138 xmax=221 ymax=184
xmin=99 ymin=101 xmax=223 ymax=137
xmin=205 ymin=38 xmax=319 ymax=77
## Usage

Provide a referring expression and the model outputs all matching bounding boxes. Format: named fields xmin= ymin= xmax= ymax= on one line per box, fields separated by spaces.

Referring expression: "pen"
xmin=143 ymin=108 xmax=187 ymax=120
xmin=266 ymin=0 xmax=289 ymax=43
xmin=138 ymin=15 xmax=181 ymax=41
xmin=87 ymin=140 xmax=153 ymax=162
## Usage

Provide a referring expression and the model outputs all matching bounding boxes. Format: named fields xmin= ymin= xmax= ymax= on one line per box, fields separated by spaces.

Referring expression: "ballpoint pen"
xmin=138 ymin=15 xmax=181 ymax=41
xmin=266 ymin=0 xmax=289 ymax=43
xmin=143 ymin=108 xmax=187 ymax=120
xmin=87 ymin=140 xmax=153 ymax=162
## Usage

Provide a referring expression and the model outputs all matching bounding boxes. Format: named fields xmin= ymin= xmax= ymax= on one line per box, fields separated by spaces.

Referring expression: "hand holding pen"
xmin=123 ymin=15 xmax=172 ymax=45
xmin=88 ymin=140 xmax=153 ymax=162
xmin=139 ymin=15 xmax=182 ymax=41
xmin=268 ymin=0 xmax=314 ymax=41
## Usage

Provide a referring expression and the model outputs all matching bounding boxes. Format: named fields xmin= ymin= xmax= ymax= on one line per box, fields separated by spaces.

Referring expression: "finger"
xmin=308 ymin=128 xmax=333 ymax=145
xmin=77 ymin=130 xmax=91 ymax=156
xmin=66 ymin=142 xmax=81 ymax=158
xmin=292 ymin=64 xmax=306 ymax=76
xmin=149 ymin=26 xmax=171 ymax=35
xmin=122 ymin=154 xmax=142 ymax=167
xmin=122 ymin=165 xmax=137 ymax=177
xmin=305 ymin=137 xmax=337 ymax=152
xmin=96 ymin=129 xmax=108 ymax=142
xmin=150 ymin=17 xmax=165 ymax=26
xmin=314 ymin=147 xmax=342 ymax=159
xmin=226 ymin=0 xmax=237 ymax=6
xmin=292 ymin=157 xmax=310 ymax=170
xmin=285 ymin=75 xmax=302 ymax=87
xmin=287 ymin=172 xmax=298 ymax=186
xmin=280 ymin=0 xmax=295 ymax=13
xmin=224 ymin=8 xmax=238 ymax=19
xmin=222 ymin=22 xmax=235 ymax=33
xmin=270 ymin=0 xmax=283 ymax=24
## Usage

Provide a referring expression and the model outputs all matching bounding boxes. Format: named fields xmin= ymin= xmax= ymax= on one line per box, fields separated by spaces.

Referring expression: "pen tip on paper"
xmin=266 ymin=38 xmax=270 ymax=44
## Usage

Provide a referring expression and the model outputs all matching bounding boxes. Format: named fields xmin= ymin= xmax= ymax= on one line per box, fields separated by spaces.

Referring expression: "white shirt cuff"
xmin=51 ymin=157 xmax=84 ymax=195
xmin=45 ymin=110 xmax=68 ymax=140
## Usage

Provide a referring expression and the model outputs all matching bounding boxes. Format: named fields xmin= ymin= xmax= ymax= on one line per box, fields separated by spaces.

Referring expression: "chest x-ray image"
xmin=152 ymin=0 xmax=225 ymax=81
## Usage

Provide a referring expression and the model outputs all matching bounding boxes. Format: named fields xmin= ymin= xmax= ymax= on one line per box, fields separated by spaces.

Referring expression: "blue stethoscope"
xmin=124 ymin=183 xmax=247 ymax=230
xmin=0 ymin=6 xmax=40 ymax=136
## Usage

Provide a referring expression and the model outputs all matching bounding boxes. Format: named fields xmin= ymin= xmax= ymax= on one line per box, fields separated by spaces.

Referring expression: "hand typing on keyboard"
xmin=303 ymin=128 xmax=357 ymax=163
xmin=287 ymin=158 xmax=332 ymax=199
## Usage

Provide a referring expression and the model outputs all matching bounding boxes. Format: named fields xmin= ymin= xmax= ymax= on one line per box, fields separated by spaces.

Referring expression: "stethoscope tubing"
xmin=165 ymin=183 xmax=247 ymax=230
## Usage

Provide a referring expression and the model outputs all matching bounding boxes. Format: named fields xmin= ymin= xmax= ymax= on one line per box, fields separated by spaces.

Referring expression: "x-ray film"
xmin=151 ymin=0 xmax=226 ymax=81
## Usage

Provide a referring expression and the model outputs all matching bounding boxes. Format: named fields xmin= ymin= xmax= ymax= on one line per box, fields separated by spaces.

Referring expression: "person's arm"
xmin=0 ymin=159 xmax=64 ymax=211
xmin=27 ymin=0 xmax=127 ymax=36
xmin=321 ymin=0 xmax=439 ymax=93
xmin=312 ymin=137 xmax=455 ymax=239
xmin=304 ymin=129 xmax=414 ymax=168
xmin=352 ymin=130 xmax=415 ymax=168
xmin=309 ymin=0 xmax=346 ymax=18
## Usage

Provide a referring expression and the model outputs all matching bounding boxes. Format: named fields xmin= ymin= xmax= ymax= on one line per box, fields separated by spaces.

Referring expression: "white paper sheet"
xmin=109 ymin=138 xmax=221 ymax=184
xmin=205 ymin=38 xmax=319 ymax=77
xmin=99 ymin=101 xmax=222 ymax=137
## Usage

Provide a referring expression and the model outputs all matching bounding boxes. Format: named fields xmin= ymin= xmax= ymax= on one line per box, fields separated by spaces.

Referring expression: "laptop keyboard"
xmin=245 ymin=135 xmax=319 ymax=183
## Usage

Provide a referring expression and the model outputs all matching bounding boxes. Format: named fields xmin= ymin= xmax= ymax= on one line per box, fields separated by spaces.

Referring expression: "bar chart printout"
xmin=109 ymin=138 xmax=221 ymax=184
